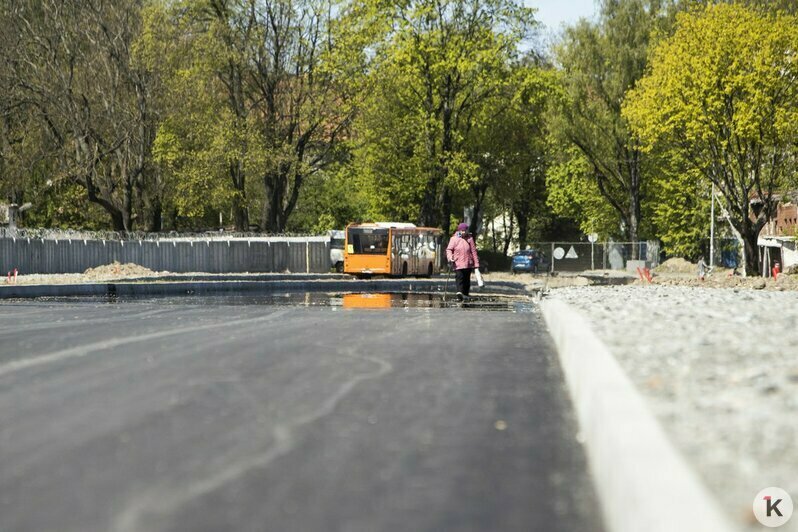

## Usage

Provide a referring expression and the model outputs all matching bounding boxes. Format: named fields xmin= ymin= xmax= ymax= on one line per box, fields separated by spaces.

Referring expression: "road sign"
xmin=565 ymin=246 xmax=578 ymax=259
xmin=588 ymin=233 xmax=598 ymax=243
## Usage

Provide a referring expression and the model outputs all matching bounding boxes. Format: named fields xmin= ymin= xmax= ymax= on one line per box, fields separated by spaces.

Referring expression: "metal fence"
xmin=538 ymin=241 xmax=660 ymax=273
xmin=1 ymin=228 xmax=669 ymax=276
xmin=0 ymin=235 xmax=331 ymax=274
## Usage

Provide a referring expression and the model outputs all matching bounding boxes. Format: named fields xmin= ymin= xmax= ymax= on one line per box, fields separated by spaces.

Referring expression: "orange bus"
xmin=344 ymin=222 xmax=443 ymax=277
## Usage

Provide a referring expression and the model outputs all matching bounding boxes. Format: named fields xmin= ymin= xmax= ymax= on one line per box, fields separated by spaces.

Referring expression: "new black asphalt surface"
xmin=0 ymin=296 xmax=602 ymax=532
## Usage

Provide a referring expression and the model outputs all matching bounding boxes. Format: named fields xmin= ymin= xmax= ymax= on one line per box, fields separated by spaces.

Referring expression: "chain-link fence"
xmin=0 ymin=227 xmax=320 ymax=241
xmin=699 ymin=237 xmax=741 ymax=268
xmin=523 ymin=241 xmax=660 ymax=273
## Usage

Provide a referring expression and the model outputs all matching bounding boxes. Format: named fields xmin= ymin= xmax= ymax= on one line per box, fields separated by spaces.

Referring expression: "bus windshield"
xmin=347 ymin=227 xmax=389 ymax=255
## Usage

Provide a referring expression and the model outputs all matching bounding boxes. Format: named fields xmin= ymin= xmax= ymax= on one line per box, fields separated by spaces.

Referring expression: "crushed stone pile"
xmin=654 ymin=257 xmax=695 ymax=274
xmin=83 ymin=261 xmax=158 ymax=280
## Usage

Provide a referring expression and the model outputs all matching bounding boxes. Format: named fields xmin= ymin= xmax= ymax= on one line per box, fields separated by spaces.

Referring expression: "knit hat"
xmin=457 ymin=223 xmax=469 ymax=232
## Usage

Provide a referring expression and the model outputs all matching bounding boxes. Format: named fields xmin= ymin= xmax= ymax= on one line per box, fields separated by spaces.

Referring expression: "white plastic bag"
xmin=475 ymin=268 xmax=484 ymax=288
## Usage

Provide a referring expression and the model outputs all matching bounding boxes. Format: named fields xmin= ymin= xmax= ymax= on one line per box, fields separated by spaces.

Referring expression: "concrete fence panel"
xmin=209 ymin=241 xmax=227 ymax=273
xmin=310 ymin=241 xmax=330 ymax=273
xmin=250 ymin=242 xmax=266 ymax=272
xmin=271 ymin=242 xmax=289 ymax=273
xmin=288 ymin=242 xmax=306 ymax=273
xmin=0 ymin=239 xmax=12 ymax=273
xmin=0 ymin=236 xmax=333 ymax=274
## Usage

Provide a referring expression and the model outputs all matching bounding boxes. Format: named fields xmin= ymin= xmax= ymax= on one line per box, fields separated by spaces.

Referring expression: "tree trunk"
xmin=109 ymin=210 xmax=125 ymax=231
xmin=232 ymin=193 xmax=248 ymax=232
xmin=742 ymin=231 xmax=760 ymax=277
xmin=123 ymin=169 xmax=134 ymax=232
xmin=502 ymin=211 xmax=514 ymax=256
xmin=420 ymin=176 xmax=439 ymax=228
xmin=262 ymin=178 xmax=276 ymax=233
xmin=419 ymin=74 xmax=438 ymax=228
xmin=469 ymin=184 xmax=488 ymax=236
xmin=628 ymin=155 xmax=641 ymax=259
xmin=516 ymin=211 xmax=529 ymax=251
xmin=84 ymin=172 xmax=126 ymax=231
xmin=438 ymin=101 xmax=454 ymax=231
xmin=262 ymin=169 xmax=286 ymax=233
xmin=149 ymin=200 xmax=163 ymax=232
xmin=420 ymin=158 xmax=439 ymax=228
xmin=440 ymin=186 xmax=452 ymax=234
xmin=229 ymin=161 xmax=248 ymax=231
xmin=737 ymin=218 xmax=761 ymax=277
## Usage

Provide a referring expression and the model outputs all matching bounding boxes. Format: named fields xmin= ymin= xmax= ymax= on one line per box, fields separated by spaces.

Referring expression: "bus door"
xmin=417 ymin=231 xmax=435 ymax=275
xmin=394 ymin=231 xmax=419 ymax=276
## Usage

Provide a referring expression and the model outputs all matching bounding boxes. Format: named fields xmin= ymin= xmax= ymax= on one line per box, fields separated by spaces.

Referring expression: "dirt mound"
xmin=654 ymin=257 xmax=695 ymax=274
xmin=83 ymin=261 xmax=157 ymax=280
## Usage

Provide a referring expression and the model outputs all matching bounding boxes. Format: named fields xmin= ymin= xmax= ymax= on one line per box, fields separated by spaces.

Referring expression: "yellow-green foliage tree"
xmin=547 ymin=0 xmax=675 ymax=255
xmin=3 ymin=0 xmax=161 ymax=231
xmin=647 ymin=157 xmax=710 ymax=260
xmin=141 ymin=0 xmax=367 ymax=233
xmin=624 ymin=4 xmax=798 ymax=275
xmin=350 ymin=0 xmax=536 ymax=232
xmin=545 ymin=147 xmax=621 ymax=238
xmin=468 ymin=63 xmax=557 ymax=251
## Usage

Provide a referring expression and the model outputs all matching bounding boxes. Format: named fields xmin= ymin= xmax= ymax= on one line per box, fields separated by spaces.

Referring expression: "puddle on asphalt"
xmin=29 ymin=292 xmax=535 ymax=312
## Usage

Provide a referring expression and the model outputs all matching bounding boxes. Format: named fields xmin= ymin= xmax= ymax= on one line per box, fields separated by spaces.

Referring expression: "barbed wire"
xmin=0 ymin=227 xmax=328 ymax=241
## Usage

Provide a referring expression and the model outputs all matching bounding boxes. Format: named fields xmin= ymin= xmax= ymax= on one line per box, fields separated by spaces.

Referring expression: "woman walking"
xmin=446 ymin=223 xmax=480 ymax=300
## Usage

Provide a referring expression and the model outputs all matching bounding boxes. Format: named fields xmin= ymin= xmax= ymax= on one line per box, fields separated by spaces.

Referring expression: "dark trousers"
xmin=455 ymin=268 xmax=473 ymax=296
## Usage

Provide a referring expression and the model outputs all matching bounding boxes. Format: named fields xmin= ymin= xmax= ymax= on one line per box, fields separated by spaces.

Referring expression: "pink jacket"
xmin=446 ymin=234 xmax=480 ymax=270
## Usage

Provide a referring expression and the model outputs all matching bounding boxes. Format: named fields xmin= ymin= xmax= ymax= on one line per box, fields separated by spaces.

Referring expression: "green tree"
xmin=548 ymin=0 xmax=675 ymax=254
xmin=139 ymin=1 xmax=243 ymax=229
xmin=546 ymin=147 xmax=621 ymax=238
xmin=469 ymin=63 xmax=557 ymax=250
xmin=142 ymin=0 xmax=366 ymax=232
xmin=2 ymin=0 xmax=160 ymax=231
xmin=285 ymin=159 xmax=373 ymax=233
xmin=624 ymin=4 xmax=798 ymax=274
xmin=352 ymin=0 xmax=536 ymax=231
xmin=647 ymin=157 xmax=710 ymax=259
xmin=680 ymin=0 xmax=798 ymax=15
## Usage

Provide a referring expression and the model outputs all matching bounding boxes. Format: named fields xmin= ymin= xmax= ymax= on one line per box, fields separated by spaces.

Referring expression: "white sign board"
xmin=553 ymin=247 xmax=565 ymax=260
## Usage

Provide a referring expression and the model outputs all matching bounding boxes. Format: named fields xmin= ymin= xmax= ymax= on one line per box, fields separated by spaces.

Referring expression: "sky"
xmin=525 ymin=0 xmax=598 ymax=33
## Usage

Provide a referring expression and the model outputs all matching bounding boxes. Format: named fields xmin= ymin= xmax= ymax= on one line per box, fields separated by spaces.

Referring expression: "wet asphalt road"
xmin=0 ymin=297 xmax=602 ymax=532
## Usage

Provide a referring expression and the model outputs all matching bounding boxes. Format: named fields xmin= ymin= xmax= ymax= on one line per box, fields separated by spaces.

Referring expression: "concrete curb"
xmin=0 ymin=278 xmax=532 ymax=299
xmin=540 ymin=299 xmax=738 ymax=532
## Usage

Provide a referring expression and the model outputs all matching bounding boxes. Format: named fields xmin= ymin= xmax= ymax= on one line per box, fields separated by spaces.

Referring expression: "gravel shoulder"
xmin=550 ymin=285 xmax=798 ymax=531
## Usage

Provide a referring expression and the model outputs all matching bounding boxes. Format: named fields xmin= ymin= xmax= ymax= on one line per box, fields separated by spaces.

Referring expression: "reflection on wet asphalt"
xmin=21 ymin=291 xmax=536 ymax=312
